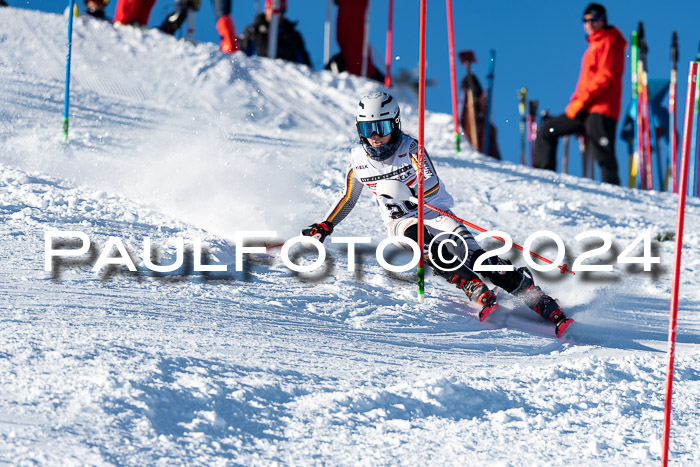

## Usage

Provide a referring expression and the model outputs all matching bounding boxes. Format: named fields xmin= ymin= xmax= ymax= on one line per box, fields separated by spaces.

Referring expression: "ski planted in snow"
xmin=629 ymin=30 xmax=640 ymax=187
xmin=527 ymin=99 xmax=538 ymax=167
xmin=667 ymin=31 xmax=678 ymax=192
xmin=482 ymin=49 xmax=496 ymax=157
xmin=689 ymin=42 xmax=700 ymax=197
xmin=459 ymin=50 xmax=479 ymax=151
xmin=518 ymin=87 xmax=527 ymax=165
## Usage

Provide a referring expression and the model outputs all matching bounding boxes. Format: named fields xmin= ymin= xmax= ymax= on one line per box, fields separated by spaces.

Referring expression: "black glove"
xmin=301 ymin=221 xmax=334 ymax=243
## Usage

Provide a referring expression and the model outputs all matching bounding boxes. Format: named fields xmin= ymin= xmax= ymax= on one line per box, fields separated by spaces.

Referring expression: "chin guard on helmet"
xmin=361 ymin=134 xmax=401 ymax=161
xmin=356 ymin=92 xmax=402 ymax=161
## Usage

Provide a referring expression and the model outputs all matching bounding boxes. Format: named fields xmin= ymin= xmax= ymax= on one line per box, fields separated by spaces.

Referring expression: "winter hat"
xmin=265 ymin=0 xmax=287 ymax=12
xmin=583 ymin=3 xmax=607 ymax=24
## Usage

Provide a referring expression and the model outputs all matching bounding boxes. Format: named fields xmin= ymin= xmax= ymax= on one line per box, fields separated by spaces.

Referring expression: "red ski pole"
xmin=419 ymin=202 xmax=573 ymax=275
xmin=661 ymin=60 xmax=698 ymax=467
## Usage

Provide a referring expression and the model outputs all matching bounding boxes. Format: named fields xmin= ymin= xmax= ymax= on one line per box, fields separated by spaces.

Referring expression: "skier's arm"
xmin=409 ymin=140 xmax=442 ymax=200
xmin=574 ymin=39 xmax=624 ymax=107
xmin=322 ymin=162 xmax=364 ymax=226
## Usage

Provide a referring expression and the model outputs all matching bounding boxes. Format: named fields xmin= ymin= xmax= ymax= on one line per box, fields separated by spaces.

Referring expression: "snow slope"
xmin=1 ymin=8 xmax=699 ymax=465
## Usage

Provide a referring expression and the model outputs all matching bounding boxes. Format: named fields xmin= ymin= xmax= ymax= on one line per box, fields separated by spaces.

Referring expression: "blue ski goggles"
xmin=357 ymin=119 xmax=394 ymax=138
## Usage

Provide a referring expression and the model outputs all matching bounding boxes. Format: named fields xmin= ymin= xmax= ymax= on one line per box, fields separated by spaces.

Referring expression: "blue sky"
xmin=14 ymin=0 xmax=700 ymax=184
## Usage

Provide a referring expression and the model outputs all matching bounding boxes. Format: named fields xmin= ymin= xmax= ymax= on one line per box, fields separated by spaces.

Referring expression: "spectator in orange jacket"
xmin=533 ymin=3 xmax=626 ymax=185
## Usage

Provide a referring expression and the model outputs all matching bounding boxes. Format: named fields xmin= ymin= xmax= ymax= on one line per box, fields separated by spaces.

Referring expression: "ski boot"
xmin=462 ymin=278 xmax=498 ymax=322
xmin=159 ymin=8 xmax=187 ymax=35
xmin=431 ymin=261 xmax=498 ymax=321
xmin=532 ymin=292 xmax=573 ymax=338
xmin=516 ymin=267 xmax=573 ymax=338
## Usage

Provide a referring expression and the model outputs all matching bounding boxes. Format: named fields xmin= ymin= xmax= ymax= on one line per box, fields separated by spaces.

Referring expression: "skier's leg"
xmin=585 ymin=113 xmax=621 ymax=185
xmin=396 ymin=215 xmax=572 ymax=335
xmin=416 ymin=214 xmax=565 ymax=323
xmin=533 ymin=114 xmax=584 ymax=172
xmin=394 ymin=218 xmax=495 ymax=309
xmin=481 ymin=264 xmax=567 ymax=324
xmin=159 ymin=0 xmax=188 ymax=35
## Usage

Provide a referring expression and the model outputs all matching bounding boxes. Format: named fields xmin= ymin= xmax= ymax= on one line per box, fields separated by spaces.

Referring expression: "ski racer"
xmin=301 ymin=92 xmax=573 ymax=338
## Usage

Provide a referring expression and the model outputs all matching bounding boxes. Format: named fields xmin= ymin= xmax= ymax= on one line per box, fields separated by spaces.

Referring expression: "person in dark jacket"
xmin=533 ymin=3 xmax=626 ymax=185
xmin=238 ymin=0 xmax=311 ymax=67
xmin=84 ymin=0 xmax=109 ymax=20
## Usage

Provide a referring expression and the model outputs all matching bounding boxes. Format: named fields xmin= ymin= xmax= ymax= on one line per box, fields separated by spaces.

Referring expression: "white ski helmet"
xmin=355 ymin=92 xmax=402 ymax=161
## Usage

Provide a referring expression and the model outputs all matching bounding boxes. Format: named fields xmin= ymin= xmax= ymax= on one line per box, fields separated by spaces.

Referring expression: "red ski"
xmin=555 ymin=317 xmax=574 ymax=338
xmin=478 ymin=302 xmax=499 ymax=322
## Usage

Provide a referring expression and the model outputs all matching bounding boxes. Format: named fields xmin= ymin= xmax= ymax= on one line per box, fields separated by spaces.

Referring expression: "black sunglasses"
xmin=582 ymin=16 xmax=600 ymax=23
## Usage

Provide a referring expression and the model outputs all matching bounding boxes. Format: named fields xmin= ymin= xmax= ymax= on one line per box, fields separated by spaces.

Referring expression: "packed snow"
xmin=1 ymin=8 xmax=699 ymax=465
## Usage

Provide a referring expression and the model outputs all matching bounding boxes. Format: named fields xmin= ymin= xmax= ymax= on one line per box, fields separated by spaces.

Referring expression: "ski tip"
xmin=555 ymin=318 xmax=574 ymax=339
xmin=479 ymin=303 xmax=499 ymax=322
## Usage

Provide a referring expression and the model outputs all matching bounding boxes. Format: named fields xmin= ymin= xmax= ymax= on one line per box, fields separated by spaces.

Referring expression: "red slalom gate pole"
xmin=662 ymin=60 xmax=698 ymax=467
xmin=416 ymin=0 xmax=427 ymax=303
xmin=384 ymin=0 xmax=394 ymax=88
xmin=445 ymin=0 xmax=460 ymax=153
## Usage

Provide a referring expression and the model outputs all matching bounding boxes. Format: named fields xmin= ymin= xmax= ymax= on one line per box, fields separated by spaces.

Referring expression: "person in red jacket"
xmin=533 ymin=3 xmax=626 ymax=185
xmin=113 ymin=0 xmax=156 ymax=27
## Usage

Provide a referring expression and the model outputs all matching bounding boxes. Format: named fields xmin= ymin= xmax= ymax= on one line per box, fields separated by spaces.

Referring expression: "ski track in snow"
xmin=1 ymin=8 xmax=699 ymax=465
